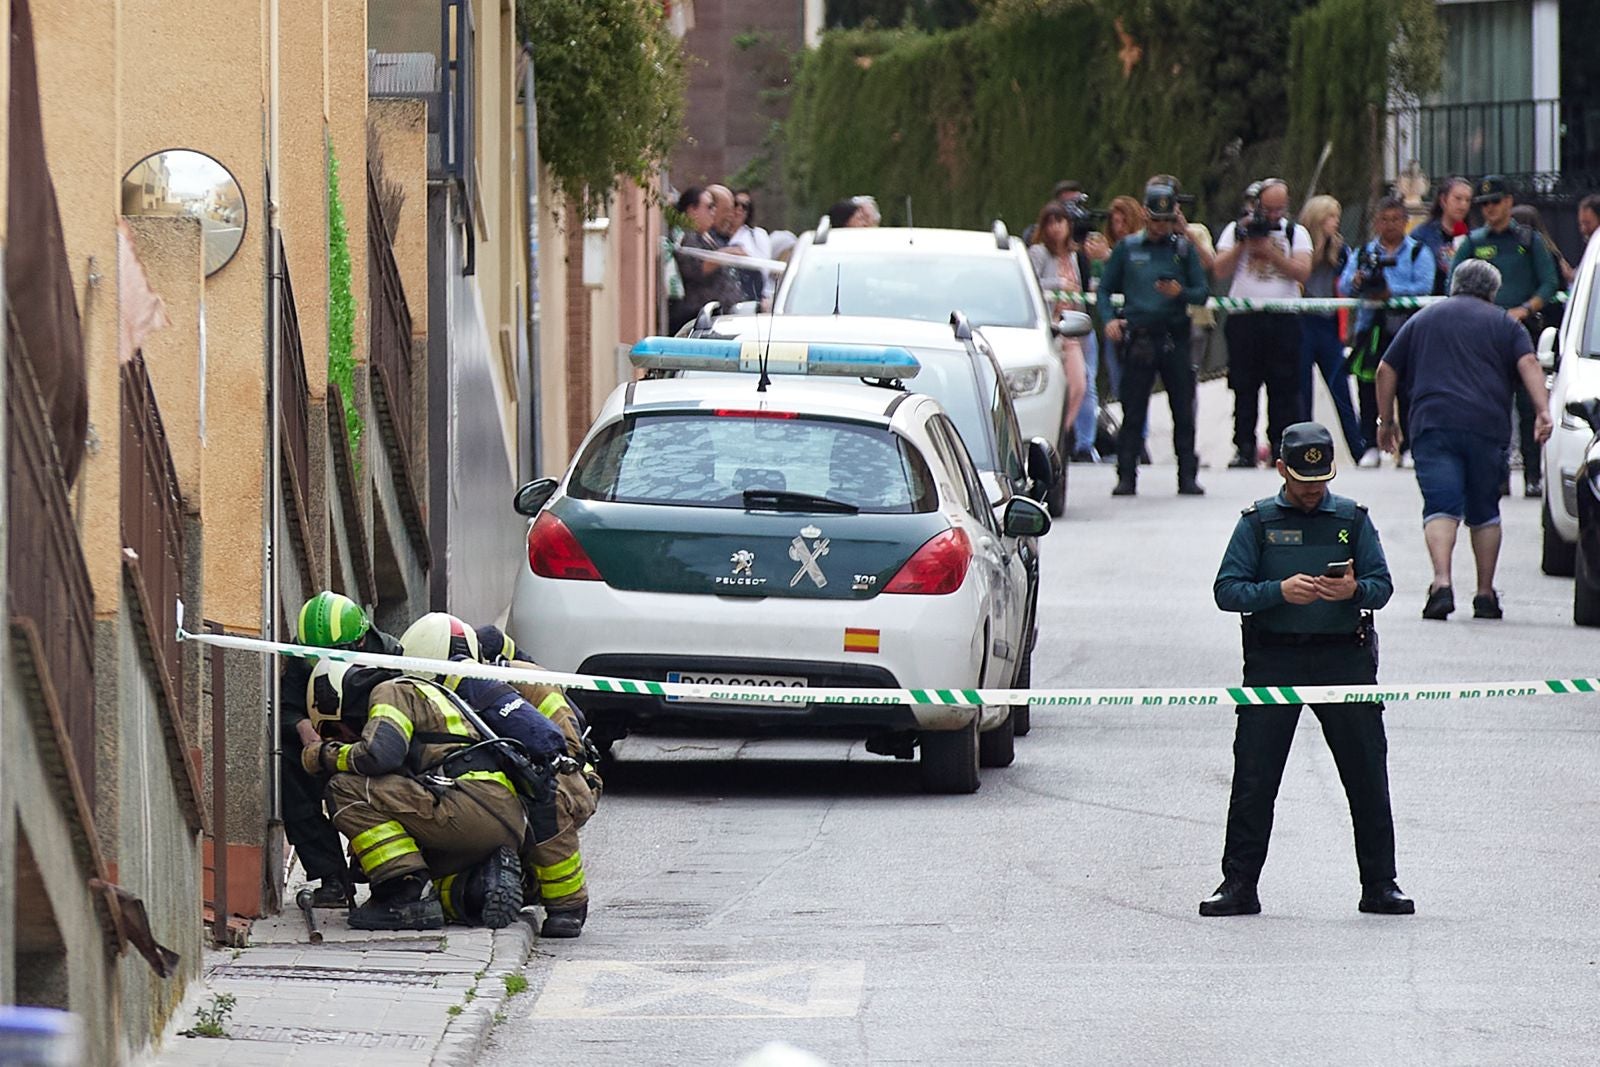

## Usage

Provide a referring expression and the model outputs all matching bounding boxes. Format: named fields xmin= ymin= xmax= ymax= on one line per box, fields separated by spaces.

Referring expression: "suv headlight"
xmin=1004 ymin=365 xmax=1049 ymax=398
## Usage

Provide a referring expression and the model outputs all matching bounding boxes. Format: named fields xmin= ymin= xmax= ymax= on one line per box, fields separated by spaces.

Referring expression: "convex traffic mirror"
xmin=122 ymin=149 xmax=247 ymax=276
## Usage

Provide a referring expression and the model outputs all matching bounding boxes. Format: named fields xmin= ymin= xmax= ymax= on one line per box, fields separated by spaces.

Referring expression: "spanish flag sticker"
xmin=843 ymin=628 xmax=880 ymax=654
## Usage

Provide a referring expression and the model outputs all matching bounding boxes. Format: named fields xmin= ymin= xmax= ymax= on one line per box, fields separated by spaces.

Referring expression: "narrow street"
xmin=487 ymin=463 xmax=1600 ymax=1065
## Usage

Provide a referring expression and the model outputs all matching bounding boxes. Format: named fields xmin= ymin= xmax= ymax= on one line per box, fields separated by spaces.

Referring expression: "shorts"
xmin=1410 ymin=427 xmax=1509 ymax=528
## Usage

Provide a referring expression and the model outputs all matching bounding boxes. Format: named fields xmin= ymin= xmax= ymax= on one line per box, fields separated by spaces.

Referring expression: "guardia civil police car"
xmin=503 ymin=338 xmax=1051 ymax=793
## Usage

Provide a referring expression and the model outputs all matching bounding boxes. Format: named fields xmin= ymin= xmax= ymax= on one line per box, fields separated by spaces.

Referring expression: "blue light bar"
xmin=629 ymin=337 xmax=920 ymax=379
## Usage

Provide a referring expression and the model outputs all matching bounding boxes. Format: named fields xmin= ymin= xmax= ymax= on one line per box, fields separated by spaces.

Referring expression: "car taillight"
xmin=526 ymin=512 xmax=602 ymax=580
xmin=884 ymin=528 xmax=971 ymax=595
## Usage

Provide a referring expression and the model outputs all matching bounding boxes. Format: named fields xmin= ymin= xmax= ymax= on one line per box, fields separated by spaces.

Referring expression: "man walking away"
xmin=1204 ymin=422 xmax=1406 ymax=917
xmin=1215 ymin=178 xmax=1313 ymax=466
xmin=1449 ymin=176 xmax=1557 ymax=497
xmin=1101 ymin=183 xmax=1210 ymax=497
xmin=1377 ymin=258 xmax=1552 ymax=620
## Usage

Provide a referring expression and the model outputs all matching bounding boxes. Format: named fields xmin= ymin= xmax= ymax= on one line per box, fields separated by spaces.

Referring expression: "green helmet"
xmin=296 ymin=591 xmax=370 ymax=649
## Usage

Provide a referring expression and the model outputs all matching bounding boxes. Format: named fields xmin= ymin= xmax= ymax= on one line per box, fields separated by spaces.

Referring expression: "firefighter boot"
xmin=348 ymin=873 xmax=444 ymax=931
xmin=466 ymin=846 xmax=524 ymax=929
xmin=540 ymin=901 xmax=587 ymax=939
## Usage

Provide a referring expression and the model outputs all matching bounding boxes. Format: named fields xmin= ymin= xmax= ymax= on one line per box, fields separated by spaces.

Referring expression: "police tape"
xmin=179 ymin=629 xmax=1599 ymax=710
xmin=1046 ymin=291 xmax=1567 ymax=313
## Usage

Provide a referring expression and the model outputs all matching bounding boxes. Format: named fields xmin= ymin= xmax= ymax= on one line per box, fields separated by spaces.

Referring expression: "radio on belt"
xmin=628 ymin=336 xmax=921 ymax=380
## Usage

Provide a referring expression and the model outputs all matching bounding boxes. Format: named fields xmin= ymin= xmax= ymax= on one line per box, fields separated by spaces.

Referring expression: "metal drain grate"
xmin=207 ymin=964 xmax=441 ymax=987
xmin=228 ymin=1024 xmax=434 ymax=1049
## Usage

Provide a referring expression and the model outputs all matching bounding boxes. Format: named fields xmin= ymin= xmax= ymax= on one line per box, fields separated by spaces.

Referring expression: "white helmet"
xmin=306 ymin=659 xmax=355 ymax=730
xmin=399 ymin=613 xmax=480 ymax=679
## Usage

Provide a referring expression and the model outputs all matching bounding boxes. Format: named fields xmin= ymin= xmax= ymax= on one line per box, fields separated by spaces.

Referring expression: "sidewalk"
xmin=148 ymin=890 xmax=535 ymax=1067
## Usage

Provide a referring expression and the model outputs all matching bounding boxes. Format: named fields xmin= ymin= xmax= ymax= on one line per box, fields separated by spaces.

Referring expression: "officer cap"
xmin=1473 ymin=174 xmax=1512 ymax=204
xmin=1144 ymin=183 xmax=1179 ymax=220
xmin=1280 ymin=422 xmax=1336 ymax=482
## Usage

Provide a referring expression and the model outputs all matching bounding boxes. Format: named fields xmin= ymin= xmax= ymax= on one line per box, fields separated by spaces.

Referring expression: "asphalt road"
xmin=486 ymin=461 xmax=1600 ymax=1066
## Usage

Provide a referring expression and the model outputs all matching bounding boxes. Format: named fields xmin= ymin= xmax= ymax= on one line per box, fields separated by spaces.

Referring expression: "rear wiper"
xmin=742 ymin=489 xmax=859 ymax=514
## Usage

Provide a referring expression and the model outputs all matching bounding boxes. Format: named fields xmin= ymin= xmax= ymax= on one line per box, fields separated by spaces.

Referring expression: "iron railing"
xmin=368 ymin=162 xmax=415 ymax=456
xmin=1386 ymin=98 xmax=1579 ymax=188
xmin=277 ymin=236 xmax=313 ymax=543
xmin=120 ymin=350 xmax=185 ymax=716
xmin=6 ymin=316 xmax=96 ymax=803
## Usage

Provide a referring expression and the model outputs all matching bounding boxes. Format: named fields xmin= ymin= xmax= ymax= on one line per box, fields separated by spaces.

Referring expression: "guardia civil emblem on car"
xmin=789 ymin=526 xmax=831 ymax=588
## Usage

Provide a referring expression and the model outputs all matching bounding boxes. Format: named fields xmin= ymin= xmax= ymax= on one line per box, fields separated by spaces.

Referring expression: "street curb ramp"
xmin=432 ymin=920 xmax=537 ymax=1065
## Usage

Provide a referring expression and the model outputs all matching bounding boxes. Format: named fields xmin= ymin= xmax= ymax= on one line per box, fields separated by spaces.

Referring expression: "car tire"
xmin=1576 ymin=537 xmax=1600 ymax=627
xmin=920 ymin=716 xmax=980 ymax=794
xmin=978 ymin=708 xmax=1015 ymax=768
xmin=1011 ymin=650 xmax=1032 ymax=737
xmin=1047 ymin=428 xmax=1069 ymax=517
xmin=1543 ymin=501 xmax=1576 ymax=577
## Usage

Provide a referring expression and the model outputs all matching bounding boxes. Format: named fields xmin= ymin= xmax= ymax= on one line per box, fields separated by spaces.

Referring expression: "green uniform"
xmin=1100 ymin=232 xmax=1208 ymax=327
xmin=1450 ymin=223 xmax=1557 ymax=309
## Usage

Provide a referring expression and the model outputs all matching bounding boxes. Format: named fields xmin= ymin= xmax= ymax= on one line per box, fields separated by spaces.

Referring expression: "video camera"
xmin=1355 ymin=248 xmax=1397 ymax=297
xmin=1066 ymin=202 xmax=1106 ymax=242
xmin=1236 ymin=208 xmax=1276 ymax=240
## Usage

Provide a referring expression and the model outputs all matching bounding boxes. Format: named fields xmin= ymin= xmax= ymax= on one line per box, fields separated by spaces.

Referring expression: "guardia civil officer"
xmin=1100 ymin=182 xmax=1209 ymax=497
xmin=1202 ymin=422 xmax=1412 ymax=917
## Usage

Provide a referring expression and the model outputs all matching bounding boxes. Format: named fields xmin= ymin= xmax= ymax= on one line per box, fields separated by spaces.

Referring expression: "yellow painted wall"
xmin=278 ymin=0 xmax=330 ymax=399
xmin=369 ymin=98 xmax=428 ymax=337
xmin=123 ymin=217 xmax=205 ymax=499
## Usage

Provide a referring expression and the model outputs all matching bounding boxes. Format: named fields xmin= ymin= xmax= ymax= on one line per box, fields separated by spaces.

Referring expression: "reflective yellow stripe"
xmin=297 ymin=600 xmax=314 ymax=644
xmin=369 ymin=704 xmax=414 ymax=742
xmin=350 ymin=820 xmax=407 ymax=854
xmin=457 ymin=770 xmax=516 ymax=794
xmin=335 ymin=746 xmax=352 ymax=772
xmin=541 ymin=869 xmax=585 ymax=898
xmin=537 ymin=691 xmax=569 ymax=720
xmin=437 ymin=874 xmax=462 ymax=920
xmin=534 ymin=852 xmax=582 ymax=880
xmin=327 ymin=604 xmax=345 ymax=644
xmin=417 ymin=682 xmax=470 ymax=737
xmin=359 ymin=835 xmax=421 ymax=873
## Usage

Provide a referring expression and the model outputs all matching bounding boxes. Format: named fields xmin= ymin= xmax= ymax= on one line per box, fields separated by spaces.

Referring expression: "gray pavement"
xmin=484 ymin=456 xmax=1600 ymax=1065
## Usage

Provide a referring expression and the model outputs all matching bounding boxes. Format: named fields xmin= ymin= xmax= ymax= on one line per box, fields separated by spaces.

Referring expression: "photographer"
xmin=1338 ymin=196 xmax=1435 ymax=469
xmin=1027 ymin=201 xmax=1090 ymax=453
xmin=1215 ymin=178 xmax=1313 ymax=467
xmin=1101 ymin=184 xmax=1209 ymax=497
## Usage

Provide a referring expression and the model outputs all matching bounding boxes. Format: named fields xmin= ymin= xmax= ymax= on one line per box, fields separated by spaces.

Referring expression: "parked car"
xmin=1537 ymin=229 xmax=1600 ymax=576
xmin=504 ymin=338 xmax=1051 ymax=793
xmin=1561 ymin=398 xmax=1600 ymax=625
xmin=773 ymin=219 xmax=1078 ymax=515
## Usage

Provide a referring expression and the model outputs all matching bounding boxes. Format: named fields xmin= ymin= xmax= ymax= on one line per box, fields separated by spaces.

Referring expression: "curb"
xmin=431 ymin=919 xmax=538 ymax=1066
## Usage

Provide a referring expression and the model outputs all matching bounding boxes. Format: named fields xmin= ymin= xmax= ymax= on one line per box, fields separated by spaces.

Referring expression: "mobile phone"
xmin=1323 ymin=560 xmax=1351 ymax=578
xmin=1157 ymin=272 xmax=1178 ymax=283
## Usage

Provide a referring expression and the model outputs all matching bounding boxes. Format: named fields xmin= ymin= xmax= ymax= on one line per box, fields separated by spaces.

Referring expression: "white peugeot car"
xmin=1538 ymin=228 xmax=1600 ymax=577
xmin=772 ymin=220 xmax=1074 ymax=515
xmin=503 ymin=338 xmax=1051 ymax=793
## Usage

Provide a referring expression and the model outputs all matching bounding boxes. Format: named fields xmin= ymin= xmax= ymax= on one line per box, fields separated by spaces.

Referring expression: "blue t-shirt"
xmin=1379 ymin=295 xmax=1533 ymax=444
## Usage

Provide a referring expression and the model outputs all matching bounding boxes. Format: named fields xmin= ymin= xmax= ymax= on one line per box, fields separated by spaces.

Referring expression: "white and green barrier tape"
xmin=1047 ymin=291 xmax=1567 ymax=313
xmin=181 ymin=629 xmax=1598 ymax=709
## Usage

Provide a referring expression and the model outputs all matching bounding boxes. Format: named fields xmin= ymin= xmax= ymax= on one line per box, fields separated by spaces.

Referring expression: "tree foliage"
xmin=328 ymin=145 xmax=362 ymax=471
xmin=519 ymin=0 xmax=687 ymax=209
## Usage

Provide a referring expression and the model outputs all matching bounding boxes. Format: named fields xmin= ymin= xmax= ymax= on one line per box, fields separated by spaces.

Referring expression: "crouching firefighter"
xmin=474 ymin=625 xmax=600 ymax=938
xmin=303 ymin=656 xmax=527 ymax=931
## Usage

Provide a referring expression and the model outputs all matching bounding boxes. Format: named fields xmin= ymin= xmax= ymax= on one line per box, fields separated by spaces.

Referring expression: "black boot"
xmin=1177 ymin=459 xmax=1205 ymax=496
xmin=540 ymin=901 xmax=587 ymax=939
xmin=1112 ymin=473 xmax=1136 ymax=497
xmin=309 ymin=874 xmax=352 ymax=908
xmin=1358 ymin=880 xmax=1415 ymax=914
xmin=439 ymin=846 xmax=524 ymax=928
xmin=349 ymin=873 xmax=444 ymax=930
xmin=1198 ymin=879 xmax=1260 ymax=917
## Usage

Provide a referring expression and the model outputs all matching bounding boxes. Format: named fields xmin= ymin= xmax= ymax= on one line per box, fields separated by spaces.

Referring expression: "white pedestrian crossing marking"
xmin=530 ymin=960 xmax=866 ymax=1019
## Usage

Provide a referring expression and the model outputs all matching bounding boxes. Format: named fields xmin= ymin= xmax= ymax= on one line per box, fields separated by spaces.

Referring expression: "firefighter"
xmin=280 ymin=591 xmax=402 ymax=907
xmin=303 ymin=644 xmax=526 ymax=931
xmin=473 ymin=624 xmax=598 ymax=938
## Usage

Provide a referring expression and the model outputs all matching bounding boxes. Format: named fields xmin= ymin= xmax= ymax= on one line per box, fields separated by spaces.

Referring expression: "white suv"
xmin=774 ymin=220 xmax=1073 ymax=514
xmin=1538 ymin=229 xmax=1600 ymax=576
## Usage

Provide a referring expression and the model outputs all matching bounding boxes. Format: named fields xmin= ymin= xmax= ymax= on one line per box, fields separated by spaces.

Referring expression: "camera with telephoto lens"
xmin=1066 ymin=202 xmax=1106 ymax=242
xmin=1236 ymin=208 xmax=1276 ymax=240
xmin=1355 ymin=248 xmax=1397 ymax=296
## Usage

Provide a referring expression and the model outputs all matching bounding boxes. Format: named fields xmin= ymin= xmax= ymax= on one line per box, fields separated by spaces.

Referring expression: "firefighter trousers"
xmin=326 ymin=772 xmax=526 ymax=886
xmin=524 ymin=771 xmax=595 ymax=909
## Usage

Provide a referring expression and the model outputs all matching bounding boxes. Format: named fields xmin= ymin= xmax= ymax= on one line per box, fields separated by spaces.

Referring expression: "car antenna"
xmin=756 ymin=306 xmax=773 ymax=393
xmin=831 ymin=264 xmax=842 ymax=317
xmin=905 ymin=195 xmax=914 ymax=243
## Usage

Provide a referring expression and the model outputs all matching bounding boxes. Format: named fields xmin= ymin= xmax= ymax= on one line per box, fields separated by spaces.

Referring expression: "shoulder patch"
xmin=1240 ymin=503 xmax=1258 ymax=516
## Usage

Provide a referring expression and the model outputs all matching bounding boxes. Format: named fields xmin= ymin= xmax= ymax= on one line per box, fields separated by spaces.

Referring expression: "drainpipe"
xmin=521 ymin=46 xmax=542 ymax=480
xmin=265 ymin=0 xmax=283 ymax=833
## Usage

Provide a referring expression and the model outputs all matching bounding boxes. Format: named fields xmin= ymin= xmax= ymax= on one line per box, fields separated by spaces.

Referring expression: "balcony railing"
xmin=368 ymin=163 xmax=414 ymax=456
xmin=7 ymin=314 xmax=96 ymax=804
xmin=1385 ymin=98 xmax=1593 ymax=188
xmin=277 ymin=236 xmax=314 ymax=580
xmin=120 ymin=350 xmax=185 ymax=716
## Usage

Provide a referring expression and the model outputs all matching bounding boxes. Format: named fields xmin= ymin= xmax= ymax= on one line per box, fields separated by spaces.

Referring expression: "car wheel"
xmin=1010 ymin=648 xmax=1032 ymax=737
xmin=978 ymin=708 xmax=1015 ymax=768
xmin=1047 ymin=428 xmax=1069 ymax=517
xmin=1576 ymin=536 xmax=1600 ymax=627
xmin=920 ymin=716 xmax=980 ymax=794
xmin=1543 ymin=501 xmax=1576 ymax=577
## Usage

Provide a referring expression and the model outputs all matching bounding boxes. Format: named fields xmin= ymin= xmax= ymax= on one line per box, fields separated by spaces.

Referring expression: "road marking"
xmin=530 ymin=960 xmax=866 ymax=1019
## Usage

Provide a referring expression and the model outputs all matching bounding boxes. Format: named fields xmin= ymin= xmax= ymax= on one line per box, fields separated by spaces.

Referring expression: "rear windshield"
xmin=569 ymin=414 xmax=938 ymax=513
xmin=782 ymin=251 xmax=1039 ymax=328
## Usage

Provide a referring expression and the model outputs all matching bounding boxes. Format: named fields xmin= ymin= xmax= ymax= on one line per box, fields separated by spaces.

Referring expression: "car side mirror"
xmin=1566 ymin=398 xmax=1600 ymax=433
xmin=1052 ymin=311 xmax=1093 ymax=338
xmin=1537 ymin=325 xmax=1558 ymax=371
xmin=1001 ymin=496 xmax=1051 ymax=538
xmin=513 ymin=477 xmax=559 ymax=516
xmin=1026 ymin=437 xmax=1057 ymax=502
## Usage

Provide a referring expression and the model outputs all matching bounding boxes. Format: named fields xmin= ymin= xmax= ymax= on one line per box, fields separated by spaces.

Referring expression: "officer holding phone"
xmin=1203 ymin=422 xmax=1412 ymax=918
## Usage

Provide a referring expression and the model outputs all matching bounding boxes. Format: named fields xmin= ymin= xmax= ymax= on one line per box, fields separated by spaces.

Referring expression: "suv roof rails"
xmin=991 ymin=220 xmax=1010 ymax=250
xmin=949 ymin=310 xmax=972 ymax=341
xmin=814 ymin=215 xmax=832 ymax=244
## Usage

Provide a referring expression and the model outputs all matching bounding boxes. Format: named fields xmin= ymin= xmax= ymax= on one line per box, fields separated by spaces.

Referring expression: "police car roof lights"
xmin=629 ymin=336 xmax=921 ymax=380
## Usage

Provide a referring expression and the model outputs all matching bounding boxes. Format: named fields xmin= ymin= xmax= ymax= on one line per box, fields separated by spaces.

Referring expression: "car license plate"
xmin=665 ymin=672 xmax=809 ymax=706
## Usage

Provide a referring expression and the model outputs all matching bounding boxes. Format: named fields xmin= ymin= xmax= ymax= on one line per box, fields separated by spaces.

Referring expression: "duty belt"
xmin=1250 ymin=630 xmax=1363 ymax=648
